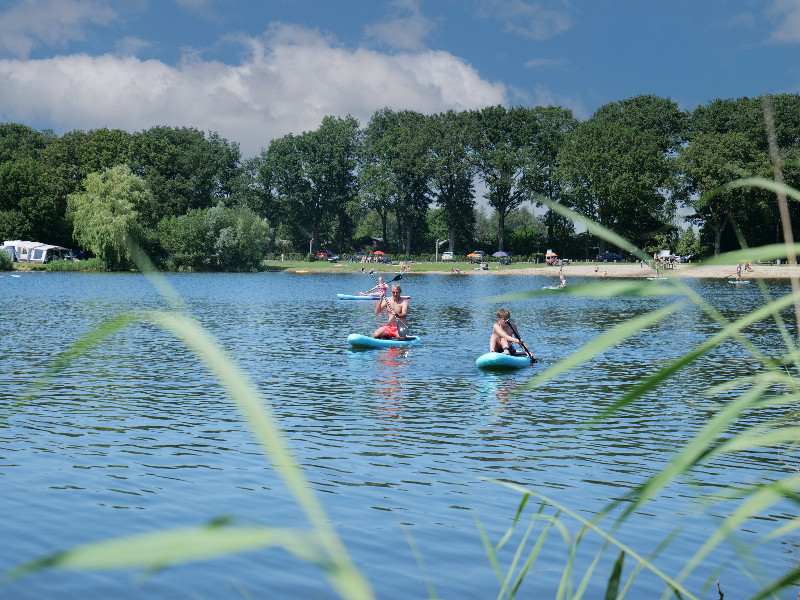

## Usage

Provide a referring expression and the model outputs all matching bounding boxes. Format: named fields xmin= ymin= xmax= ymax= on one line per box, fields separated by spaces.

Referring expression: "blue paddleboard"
xmin=729 ymin=280 xmax=751 ymax=284
xmin=347 ymin=333 xmax=421 ymax=348
xmin=337 ymin=294 xmax=411 ymax=300
xmin=476 ymin=352 xmax=532 ymax=370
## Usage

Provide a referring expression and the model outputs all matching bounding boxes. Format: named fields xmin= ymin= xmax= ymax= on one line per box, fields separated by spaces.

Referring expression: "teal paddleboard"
xmin=729 ymin=280 xmax=751 ymax=284
xmin=476 ymin=352 xmax=532 ymax=370
xmin=347 ymin=333 xmax=421 ymax=348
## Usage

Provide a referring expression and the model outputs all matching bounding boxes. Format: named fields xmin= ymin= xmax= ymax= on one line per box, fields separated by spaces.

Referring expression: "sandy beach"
xmin=503 ymin=262 xmax=800 ymax=279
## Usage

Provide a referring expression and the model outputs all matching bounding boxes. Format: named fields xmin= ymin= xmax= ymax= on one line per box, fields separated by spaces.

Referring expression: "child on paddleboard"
xmin=490 ymin=308 xmax=522 ymax=355
xmin=374 ymin=283 xmax=409 ymax=339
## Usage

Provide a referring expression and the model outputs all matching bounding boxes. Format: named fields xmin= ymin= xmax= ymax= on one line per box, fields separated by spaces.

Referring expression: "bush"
xmin=45 ymin=258 xmax=106 ymax=271
xmin=0 ymin=251 xmax=12 ymax=271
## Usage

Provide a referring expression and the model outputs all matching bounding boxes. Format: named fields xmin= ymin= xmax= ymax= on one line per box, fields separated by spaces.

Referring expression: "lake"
xmin=1 ymin=271 xmax=797 ymax=599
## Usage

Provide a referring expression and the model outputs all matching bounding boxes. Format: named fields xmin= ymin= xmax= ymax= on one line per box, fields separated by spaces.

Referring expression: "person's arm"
xmin=395 ymin=299 xmax=408 ymax=319
xmin=493 ymin=323 xmax=519 ymax=343
xmin=375 ymin=297 xmax=385 ymax=315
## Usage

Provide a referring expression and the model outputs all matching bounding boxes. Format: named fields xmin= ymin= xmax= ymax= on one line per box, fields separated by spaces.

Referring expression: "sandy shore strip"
xmin=502 ymin=262 xmax=800 ymax=279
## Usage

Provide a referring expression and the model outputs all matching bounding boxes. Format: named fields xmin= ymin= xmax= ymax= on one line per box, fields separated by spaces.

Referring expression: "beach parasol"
xmin=492 ymin=251 xmax=509 ymax=257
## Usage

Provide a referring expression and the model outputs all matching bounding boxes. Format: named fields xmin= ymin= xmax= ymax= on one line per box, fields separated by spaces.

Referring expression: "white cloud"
xmin=476 ymin=0 xmax=573 ymax=41
xmin=508 ymin=83 xmax=587 ymax=120
xmin=364 ymin=0 xmax=437 ymax=51
xmin=524 ymin=57 xmax=567 ymax=68
xmin=0 ymin=0 xmax=117 ymax=58
xmin=767 ymin=0 xmax=800 ymax=42
xmin=114 ymin=36 xmax=152 ymax=57
xmin=0 ymin=24 xmax=506 ymax=156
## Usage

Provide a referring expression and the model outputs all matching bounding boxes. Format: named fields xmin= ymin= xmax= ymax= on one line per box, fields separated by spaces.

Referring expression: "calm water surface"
xmin=1 ymin=270 xmax=798 ymax=599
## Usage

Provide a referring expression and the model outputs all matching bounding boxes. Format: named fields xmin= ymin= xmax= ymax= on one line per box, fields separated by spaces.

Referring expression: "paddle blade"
xmin=397 ymin=320 xmax=410 ymax=338
xmin=390 ymin=274 xmax=403 ymax=282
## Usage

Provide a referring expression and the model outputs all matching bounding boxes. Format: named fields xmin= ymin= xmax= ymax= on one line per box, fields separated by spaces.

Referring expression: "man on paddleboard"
xmin=374 ymin=284 xmax=409 ymax=339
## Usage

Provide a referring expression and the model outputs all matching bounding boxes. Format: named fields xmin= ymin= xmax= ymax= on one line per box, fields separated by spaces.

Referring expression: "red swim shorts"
xmin=383 ymin=324 xmax=398 ymax=337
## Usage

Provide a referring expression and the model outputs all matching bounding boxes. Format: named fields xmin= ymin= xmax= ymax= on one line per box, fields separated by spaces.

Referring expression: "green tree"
xmin=0 ymin=247 xmax=12 ymax=270
xmin=521 ymin=106 xmax=578 ymax=254
xmin=237 ymin=148 xmax=286 ymax=253
xmin=687 ymin=94 xmax=800 ymax=251
xmin=0 ymin=124 xmax=60 ymax=242
xmin=558 ymin=95 xmax=686 ymax=254
xmin=470 ymin=106 xmax=539 ymax=251
xmin=128 ymin=126 xmax=241 ymax=227
xmin=675 ymin=226 xmax=700 ymax=258
xmin=81 ymin=128 xmax=132 ymax=174
xmin=268 ymin=133 xmax=312 ymax=252
xmin=0 ymin=156 xmax=50 ymax=240
xmin=310 ymin=115 xmax=361 ymax=252
xmin=358 ymin=154 xmax=397 ymax=253
xmin=205 ymin=204 xmax=269 ymax=271
xmin=157 ymin=209 xmax=209 ymax=270
xmin=361 ymin=108 xmax=432 ymax=254
xmin=428 ymin=110 xmax=475 ymax=253
xmin=0 ymin=123 xmax=53 ymax=163
xmin=68 ymin=165 xmax=152 ymax=270
xmin=679 ymin=130 xmax=766 ymax=255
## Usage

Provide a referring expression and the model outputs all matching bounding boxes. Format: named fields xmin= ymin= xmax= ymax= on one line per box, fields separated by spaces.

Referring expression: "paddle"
xmin=506 ymin=319 xmax=535 ymax=364
xmin=369 ymin=271 xmax=410 ymax=338
xmin=363 ymin=272 xmax=402 ymax=295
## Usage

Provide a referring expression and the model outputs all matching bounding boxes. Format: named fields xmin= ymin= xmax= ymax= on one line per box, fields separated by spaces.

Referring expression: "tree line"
xmin=1 ymin=93 xmax=799 ymax=270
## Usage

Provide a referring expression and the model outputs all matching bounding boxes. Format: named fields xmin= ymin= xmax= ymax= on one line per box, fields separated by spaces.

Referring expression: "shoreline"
xmin=13 ymin=261 xmax=798 ymax=279
xmin=337 ymin=262 xmax=800 ymax=279
xmin=503 ymin=263 xmax=800 ymax=279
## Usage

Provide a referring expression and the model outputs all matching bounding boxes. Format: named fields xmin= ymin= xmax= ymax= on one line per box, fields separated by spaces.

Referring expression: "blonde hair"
xmin=497 ymin=308 xmax=510 ymax=321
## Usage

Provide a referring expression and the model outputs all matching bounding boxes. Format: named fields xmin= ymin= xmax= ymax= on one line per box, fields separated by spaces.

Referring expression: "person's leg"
xmin=489 ymin=333 xmax=501 ymax=352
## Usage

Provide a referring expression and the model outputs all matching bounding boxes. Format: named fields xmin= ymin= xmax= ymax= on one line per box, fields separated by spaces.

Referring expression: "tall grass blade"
xmin=5 ymin=524 xmax=321 ymax=580
xmin=588 ymin=288 xmax=800 ymax=425
xmin=523 ymin=302 xmax=684 ymax=391
xmin=604 ymin=551 xmax=625 ymax=600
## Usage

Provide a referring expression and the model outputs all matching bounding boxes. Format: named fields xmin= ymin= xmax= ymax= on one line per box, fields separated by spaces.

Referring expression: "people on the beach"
xmin=373 ymin=284 xmax=409 ymax=339
xmin=489 ymin=308 xmax=521 ymax=355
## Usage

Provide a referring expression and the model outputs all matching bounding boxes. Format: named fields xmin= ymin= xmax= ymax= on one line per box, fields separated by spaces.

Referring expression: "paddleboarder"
xmin=373 ymin=284 xmax=409 ymax=339
xmin=362 ymin=276 xmax=388 ymax=296
xmin=489 ymin=308 xmax=522 ymax=355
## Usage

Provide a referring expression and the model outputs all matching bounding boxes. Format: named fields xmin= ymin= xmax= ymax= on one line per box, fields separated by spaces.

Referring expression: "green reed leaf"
xmin=588 ymin=288 xmax=800 ymax=425
xmin=2 ymin=313 xmax=137 ymax=420
xmin=604 ymin=551 xmax=625 ymax=600
xmin=483 ymin=479 xmax=697 ymax=600
xmin=5 ymin=524 xmax=320 ymax=581
xmin=676 ymin=472 xmax=800 ymax=591
xmin=144 ymin=311 xmax=372 ymax=600
xmin=523 ymin=302 xmax=684 ymax=392
xmin=486 ymin=280 xmax=685 ymax=303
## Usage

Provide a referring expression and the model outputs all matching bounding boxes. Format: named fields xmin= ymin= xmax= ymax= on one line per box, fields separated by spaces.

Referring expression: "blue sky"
xmin=0 ymin=0 xmax=797 ymax=157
